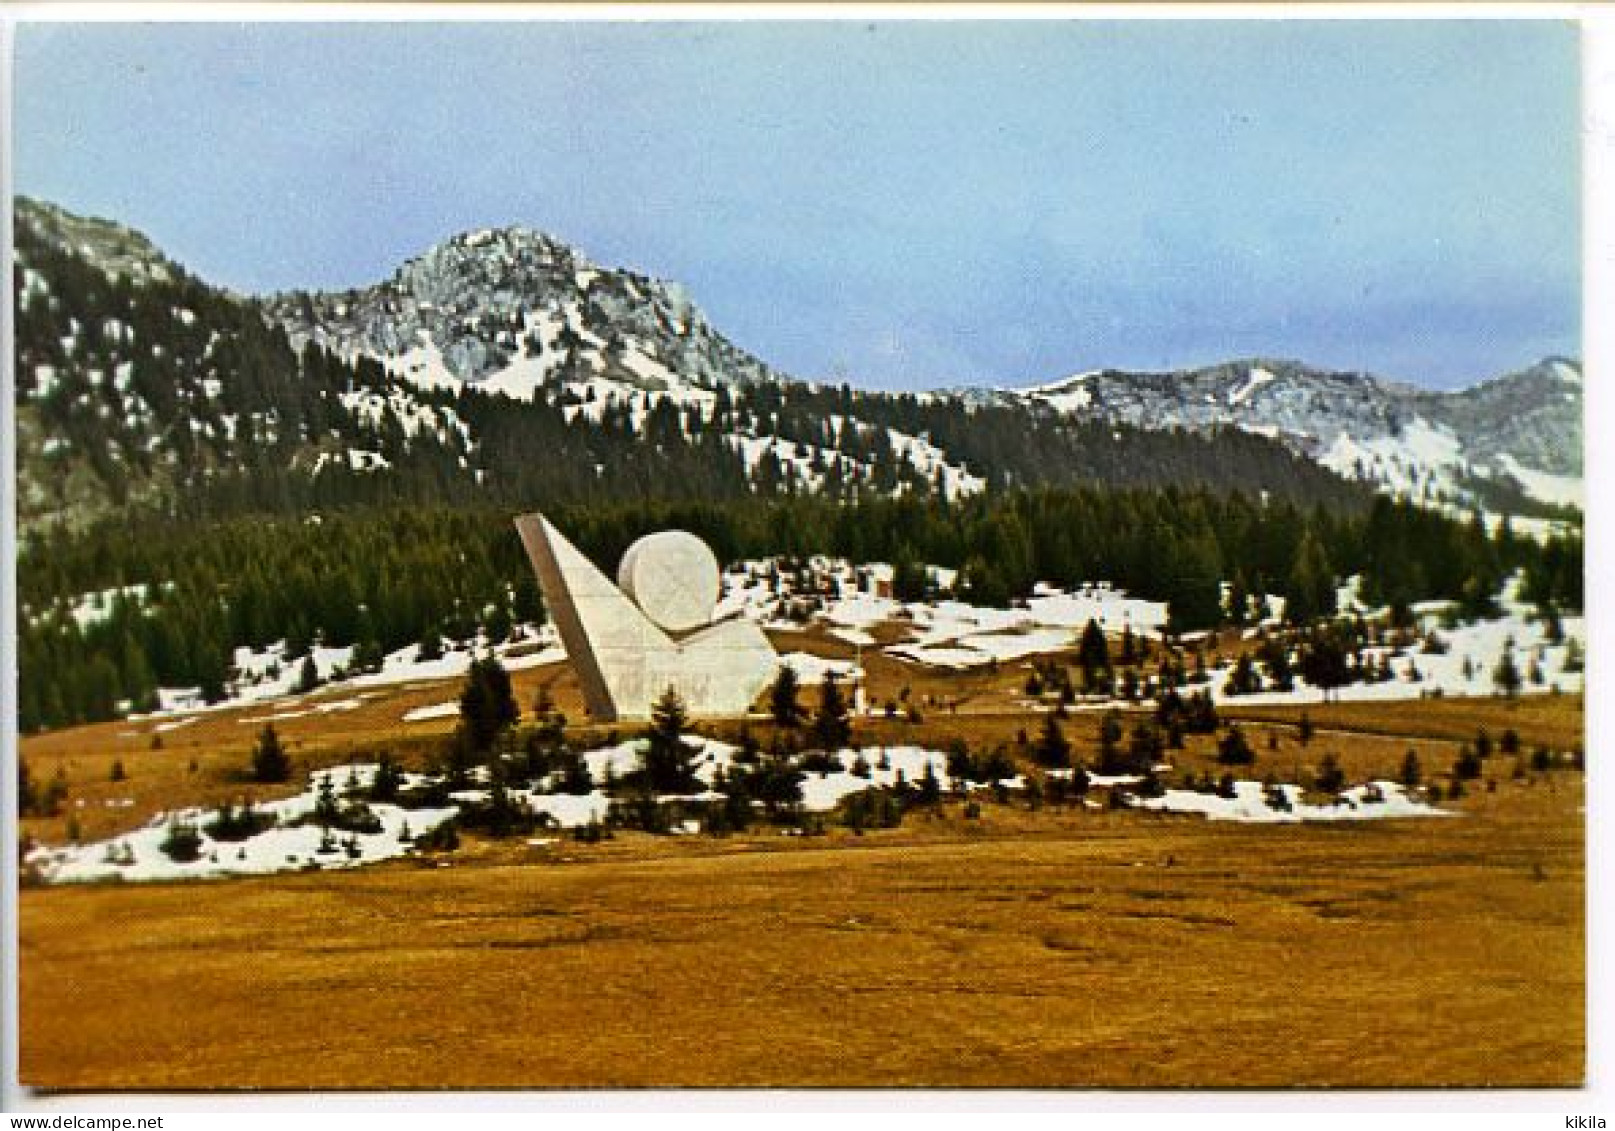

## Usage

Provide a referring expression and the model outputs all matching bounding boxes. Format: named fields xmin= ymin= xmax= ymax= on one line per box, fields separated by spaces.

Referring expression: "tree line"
xmin=18 ymin=485 xmax=1578 ymax=733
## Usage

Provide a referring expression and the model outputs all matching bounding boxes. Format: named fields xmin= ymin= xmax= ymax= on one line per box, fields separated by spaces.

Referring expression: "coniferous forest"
xmin=17 ymin=488 xmax=1582 ymax=733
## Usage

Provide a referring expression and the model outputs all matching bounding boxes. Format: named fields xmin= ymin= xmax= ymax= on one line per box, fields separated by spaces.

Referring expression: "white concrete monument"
xmin=514 ymin=512 xmax=777 ymax=721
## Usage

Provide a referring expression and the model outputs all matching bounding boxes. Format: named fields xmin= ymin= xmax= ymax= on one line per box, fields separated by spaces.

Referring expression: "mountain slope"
xmin=15 ymin=197 xmax=1373 ymax=536
xmin=1006 ymin=357 xmax=1582 ymax=514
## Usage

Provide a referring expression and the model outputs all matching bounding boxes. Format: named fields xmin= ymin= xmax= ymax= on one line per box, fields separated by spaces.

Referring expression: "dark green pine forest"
xmin=12 ymin=200 xmax=1584 ymax=733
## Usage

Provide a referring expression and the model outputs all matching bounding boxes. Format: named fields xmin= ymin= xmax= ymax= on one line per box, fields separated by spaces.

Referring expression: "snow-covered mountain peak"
xmin=263 ymin=223 xmax=779 ymax=396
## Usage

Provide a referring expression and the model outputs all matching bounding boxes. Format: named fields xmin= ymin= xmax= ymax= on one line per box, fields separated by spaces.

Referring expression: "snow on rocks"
xmin=1228 ymin=366 xmax=1276 ymax=407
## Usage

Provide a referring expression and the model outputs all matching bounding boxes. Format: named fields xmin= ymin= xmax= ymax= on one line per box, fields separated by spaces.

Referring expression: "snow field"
xmin=26 ymin=763 xmax=456 ymax=885
xmin=1132 ymin=779 xmax=1447 ymax=824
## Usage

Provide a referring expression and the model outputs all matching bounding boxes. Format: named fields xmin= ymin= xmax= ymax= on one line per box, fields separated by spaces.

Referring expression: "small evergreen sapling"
xmin=1216 ymin=726 xmax=1256 ymax=766
xmin=1033 ymin=714 xmax=1071 ymax=769
xmin=1315 ymin=752 xmax=1346 ymax=795
xmin=251 ymin=723 xmax=291 ymax=783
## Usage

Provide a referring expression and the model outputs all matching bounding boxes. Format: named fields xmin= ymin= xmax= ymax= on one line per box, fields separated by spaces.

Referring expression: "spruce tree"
xmin=459 ymin=655 xmax=519 ymax=753
xmin=1399 ymin=749 xmax=1422 ymax=788
xmin=643 ymin=686 xmax=699 ymax=794
xmin=1077 ymin=619 xmax=1111 ymax=691
xmin=769 ymin=664 xmax=804 ymax=729
xmin=1285 ymin=530 xmax=1335 ymax=626
xmin=811 ymin=673 xmax=852 ymax=750
xmin=1315 ymin=752 xmax=1346 ymax=794
xmin=1033 ymin=714 xmax=1071 ymax=769
xmin=294 ymin=654 xmax=320 ymax=694
xmin=251 ymin=723 xmax=291 ymax=783
xmin=1493 ymin=648 xmax=1522 ymax=699
xmin=1097 ymin=710 xmax=1125 ymax=775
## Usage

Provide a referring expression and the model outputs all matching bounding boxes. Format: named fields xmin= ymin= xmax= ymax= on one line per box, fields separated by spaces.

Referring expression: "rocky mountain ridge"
xmin=263 ymin=224 xmax=782 ymax=400
xmin=993 ymin=355 xmax=1582 ymax=512
xmin=12 ymin=195 xmax=1583 ymax=529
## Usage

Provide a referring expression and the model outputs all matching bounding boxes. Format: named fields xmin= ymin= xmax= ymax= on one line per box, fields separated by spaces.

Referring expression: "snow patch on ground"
xmin=25 ymin=763 xmax=458 ymax=884
xmin=1134 ymin=779 xmax=1447 ymax=824
xmin=402 ymin=701 xmax=461 ymax=723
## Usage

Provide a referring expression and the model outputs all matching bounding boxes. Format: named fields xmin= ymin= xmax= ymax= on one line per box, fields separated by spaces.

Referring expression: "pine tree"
xmin=371 ymin=753 xmax=404 ymax=802
xmin=1097 ymin=710 xmax=1125 ymax=774
xmin=1129 ymin=720 xmax=1166 ymax=771
xmin=1216 ymin=726 xmax=1256 ymax=766
xmin=1315 ymin=752 xmax=1346 ymax=794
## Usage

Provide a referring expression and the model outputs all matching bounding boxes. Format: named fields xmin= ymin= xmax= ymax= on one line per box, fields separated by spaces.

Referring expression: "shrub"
xmin=160 ymin=818 xmax=204 ymax=863
xmin=1263 ymin=780 xmax=1292 ymax=812
xmin=205 ymin=801 xmax=275 ymax=842
xmin=1315 ymin=753 xmax=1346 ymax=795
xmin=1216 ymin=727 xmax=1256 ymax=766
xmin=415 ymin=820 xmax=461 ymax=853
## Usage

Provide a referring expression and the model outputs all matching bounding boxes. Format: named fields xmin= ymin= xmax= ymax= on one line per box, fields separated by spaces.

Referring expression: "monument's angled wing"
xmin=515 ymin=513 xmax=674 ymax=721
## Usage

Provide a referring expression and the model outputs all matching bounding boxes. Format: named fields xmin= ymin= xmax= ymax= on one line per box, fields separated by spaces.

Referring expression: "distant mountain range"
xmin=12 ymin=196 xmax=1582 ymax=532
xmin=991 ymin=355 xmax=1583 ymax=512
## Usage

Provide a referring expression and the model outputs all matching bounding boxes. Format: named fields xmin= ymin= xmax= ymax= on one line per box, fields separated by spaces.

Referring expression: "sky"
xmin=11 ymin=18 xmax=1582 ymax=391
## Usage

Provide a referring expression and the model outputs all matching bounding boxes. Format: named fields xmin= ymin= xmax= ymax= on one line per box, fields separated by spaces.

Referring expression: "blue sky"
xmin=13 ymin=19 xmax=1580 ymax=390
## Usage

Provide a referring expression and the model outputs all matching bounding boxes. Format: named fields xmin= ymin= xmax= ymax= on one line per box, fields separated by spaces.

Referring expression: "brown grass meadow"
xmin=17 ymin=633 xmax=1585 ymax=1091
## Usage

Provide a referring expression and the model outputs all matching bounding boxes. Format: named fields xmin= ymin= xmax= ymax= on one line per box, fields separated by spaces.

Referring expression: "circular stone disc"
xmin=617 ymin=530 xmax=720 ymax=634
